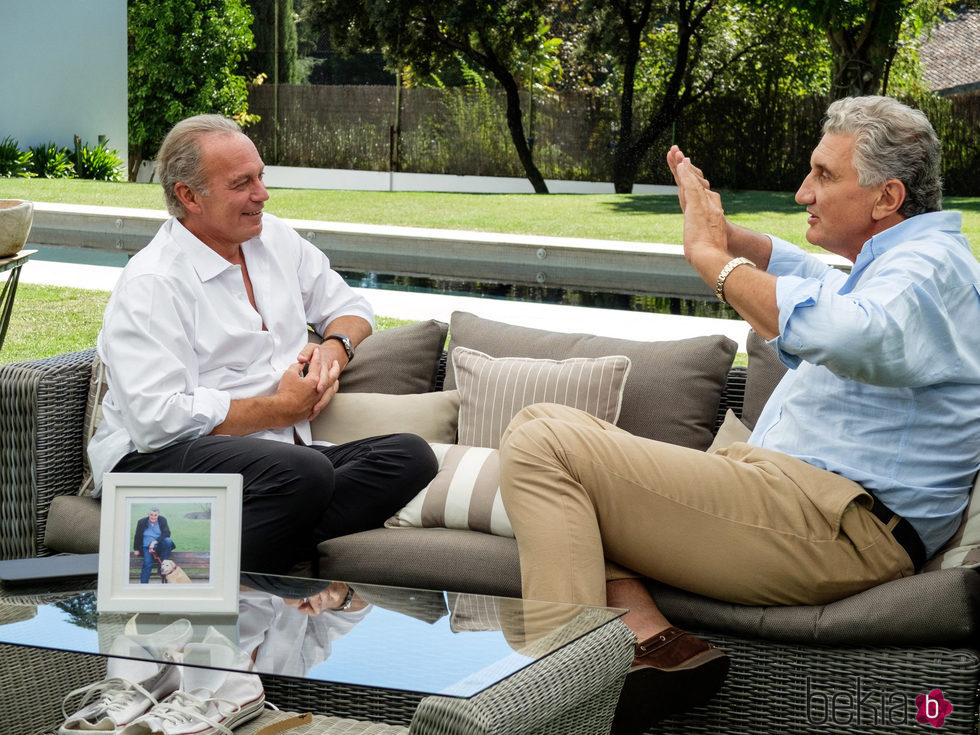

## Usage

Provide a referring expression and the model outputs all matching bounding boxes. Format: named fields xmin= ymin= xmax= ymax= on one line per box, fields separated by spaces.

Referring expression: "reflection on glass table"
xmin=0 ymin=572 xmax=625 ymax=699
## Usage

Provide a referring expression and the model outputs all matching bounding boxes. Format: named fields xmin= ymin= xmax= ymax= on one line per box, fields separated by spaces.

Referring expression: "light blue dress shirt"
xmin=749 ymin=211 xmax=980 ymax=557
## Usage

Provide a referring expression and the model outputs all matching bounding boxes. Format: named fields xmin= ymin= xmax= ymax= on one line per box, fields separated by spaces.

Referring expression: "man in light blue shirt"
xmin=752 ymin=212 xmax=980 ymax=558
xmin=498 ymin=95 xmax=980 ymax=733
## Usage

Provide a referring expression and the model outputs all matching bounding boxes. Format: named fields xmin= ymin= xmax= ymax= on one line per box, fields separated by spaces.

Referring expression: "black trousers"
xmin=113 ymin=433 xmax=437 ymax=575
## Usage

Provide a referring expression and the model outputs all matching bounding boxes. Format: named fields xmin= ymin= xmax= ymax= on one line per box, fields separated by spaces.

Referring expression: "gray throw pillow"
xmin=338 ymin=319 xmax=449 ymax=394
xmin=741 ymin=330 xmax=788 ymax=430
xmin=444 ymin=311 xmax=736 ymax=450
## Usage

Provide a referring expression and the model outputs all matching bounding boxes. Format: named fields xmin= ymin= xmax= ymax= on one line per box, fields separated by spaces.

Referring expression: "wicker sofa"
xmin=2 ymin=310 xmax=978 ymax=734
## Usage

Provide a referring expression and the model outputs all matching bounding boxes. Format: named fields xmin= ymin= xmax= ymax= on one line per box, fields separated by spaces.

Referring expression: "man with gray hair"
xmin=499 ymin=96 xmax=980 ymax=733
xmin=88 ymin=114 xmax=437 ymax=578
xmin=132 ymin=507 xmax=174 ymax=584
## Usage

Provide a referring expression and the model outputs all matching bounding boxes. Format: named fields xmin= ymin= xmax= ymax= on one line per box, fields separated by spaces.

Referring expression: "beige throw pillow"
xmin=452 ymin=346 xmax=632 ymax=449
xmin=706 ymin=409 xmax=752 ymax=453
xmin=311 ymin=390 xmax=460 ymax=444
xmin=386 ymin=443 xmax=511 ymax=537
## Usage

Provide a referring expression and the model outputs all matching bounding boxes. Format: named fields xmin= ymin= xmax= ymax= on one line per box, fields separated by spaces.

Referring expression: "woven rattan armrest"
xmin=409 ymin=617 xmax=634 ymax=735
xmin=0 ymin=348 xmax=95 ymax=559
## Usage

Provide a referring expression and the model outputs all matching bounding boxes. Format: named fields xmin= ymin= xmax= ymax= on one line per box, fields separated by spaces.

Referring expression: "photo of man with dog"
xmin=129 ymin=501 xmax=212 ymax=585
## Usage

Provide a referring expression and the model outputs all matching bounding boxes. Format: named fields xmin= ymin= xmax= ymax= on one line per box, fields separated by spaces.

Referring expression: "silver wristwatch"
xmin=324 ymin=333 xmax=354 ymax=362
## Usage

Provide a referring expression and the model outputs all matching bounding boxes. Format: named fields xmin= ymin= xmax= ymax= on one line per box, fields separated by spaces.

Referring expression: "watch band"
xmin=714 ymin=257 xmax=755 ymax=304
xmin=336 ymin=584 xmax=355 ymax=611
xmin=323 ymin=334 xmax=354 ymax=362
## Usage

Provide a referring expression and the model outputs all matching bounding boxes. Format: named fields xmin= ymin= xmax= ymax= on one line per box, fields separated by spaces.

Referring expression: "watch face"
xmin=328 ymin=334 xmax=353 ymax=360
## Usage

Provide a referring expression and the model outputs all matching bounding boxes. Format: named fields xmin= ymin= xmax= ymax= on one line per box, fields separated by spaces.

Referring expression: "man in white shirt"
xmin=88 ymin=115 xmax=437 ymax=574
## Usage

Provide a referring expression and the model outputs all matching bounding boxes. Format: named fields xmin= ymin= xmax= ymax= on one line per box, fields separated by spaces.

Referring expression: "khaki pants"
xmin=499 ymin=404 xmax=914 ymax=608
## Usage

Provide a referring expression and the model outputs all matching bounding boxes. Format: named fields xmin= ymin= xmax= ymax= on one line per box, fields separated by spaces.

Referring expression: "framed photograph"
xmin=97 ymin=473 xmax=242 ymax=614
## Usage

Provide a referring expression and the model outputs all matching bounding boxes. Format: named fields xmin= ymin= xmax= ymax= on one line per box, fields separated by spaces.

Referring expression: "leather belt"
xmin=867 ymin=495 xmax=926 ymax=571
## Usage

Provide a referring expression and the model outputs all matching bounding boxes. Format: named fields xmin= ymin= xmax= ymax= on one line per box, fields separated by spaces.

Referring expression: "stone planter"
xmin=0 ymin=199 xmax=34 ymax=258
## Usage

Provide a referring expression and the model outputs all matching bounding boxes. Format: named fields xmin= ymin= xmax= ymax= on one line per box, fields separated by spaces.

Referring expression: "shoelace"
xmin=140 ymin=690 xmax=240 ymax=735
xmin=61 ymin=677 xmax=160 ymax=721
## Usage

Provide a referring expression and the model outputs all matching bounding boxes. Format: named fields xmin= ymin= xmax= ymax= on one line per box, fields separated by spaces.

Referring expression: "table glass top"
xmin=0 ymin=572 xmax=623 ymax=698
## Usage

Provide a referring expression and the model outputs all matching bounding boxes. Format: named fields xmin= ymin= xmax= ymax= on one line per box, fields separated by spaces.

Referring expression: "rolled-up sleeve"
xmin=101 ymin=276 xmax=230 ymax=452
xmin=768 ymin=236 xmax=970 ymax=387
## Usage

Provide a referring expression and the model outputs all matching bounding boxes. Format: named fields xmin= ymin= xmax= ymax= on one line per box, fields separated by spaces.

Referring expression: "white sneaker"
xmin=120 ymin=627 xmax=265 ymax=735
xmin=59 ymin=618 xmax=192 ymax=734
xmin=118 ymin=688 xmax=264 ymax=735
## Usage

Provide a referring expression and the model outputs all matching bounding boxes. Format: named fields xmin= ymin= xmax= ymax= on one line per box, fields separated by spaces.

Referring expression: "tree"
xmin=128 ymin=0 xmax=256 ymax=180
xmin=809 ymin=0 xmax=947 ymax=96
xmin=248 ymin=0 xmax=300 ymax=84
xmin=581 ymin=0 xmax=784 ymax=193
xmin=317 ymin=0 xmax=559 ymax=193
xmin=759 ymin=0 xmax=948 ymax=97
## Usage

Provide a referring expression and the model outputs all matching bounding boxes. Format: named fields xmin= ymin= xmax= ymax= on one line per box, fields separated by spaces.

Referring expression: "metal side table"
xmin=0 ymin=249 xmax=36 ymax=353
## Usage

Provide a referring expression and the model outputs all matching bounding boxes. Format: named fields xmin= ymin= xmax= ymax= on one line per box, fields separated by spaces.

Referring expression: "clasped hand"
xmin=277 ymin=344 xmax=341 ymax=423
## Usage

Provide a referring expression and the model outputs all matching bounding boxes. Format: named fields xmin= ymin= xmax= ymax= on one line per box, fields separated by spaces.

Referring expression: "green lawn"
xmin=130 ymin=502 xmax=212 ymax=552
xmin=4 ymin=178 xmax=978 ymax=256
xmin=1 ymin=284 xmax=109 ymax=364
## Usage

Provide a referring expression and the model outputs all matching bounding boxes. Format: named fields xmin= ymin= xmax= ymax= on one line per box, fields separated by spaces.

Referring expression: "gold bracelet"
xmin=714 ymin=257 xmax=755 ymax=304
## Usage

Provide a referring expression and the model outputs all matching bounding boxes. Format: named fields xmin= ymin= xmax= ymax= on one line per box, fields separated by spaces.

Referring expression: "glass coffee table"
xmin=0 ymin=572 xmax=632 ymax=735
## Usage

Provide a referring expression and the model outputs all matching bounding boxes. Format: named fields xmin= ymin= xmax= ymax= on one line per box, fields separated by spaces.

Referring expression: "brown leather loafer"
xmin=611 ymin=627 xmax=730 ymax=734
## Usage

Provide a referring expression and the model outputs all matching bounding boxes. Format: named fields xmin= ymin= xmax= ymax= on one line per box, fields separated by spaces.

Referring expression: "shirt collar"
xmin=850 ymin=211 xmax=964 ymax=278
xmin=167 ymin=217 xmax=244 ymax=283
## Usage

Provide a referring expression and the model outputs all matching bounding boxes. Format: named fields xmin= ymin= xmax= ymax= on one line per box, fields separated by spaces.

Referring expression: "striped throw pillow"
xmin=386 ymin=443 xmax=511 ymax=536
xmin=79 ymin=355 xmax=108 ymax=497
xmin=452 ymin=346 xmax=632 ymax=449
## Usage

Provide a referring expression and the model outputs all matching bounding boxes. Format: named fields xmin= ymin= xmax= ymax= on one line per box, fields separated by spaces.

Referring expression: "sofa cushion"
xmin=386 ymin=443 xmax=511 ymax=536
xmin=44 ymin=495 xmax=101 ymax=553
xmin=317 ymin=527 xmax=521 ymax=598
xmin=740 ymin=330 xmax=787 ymax=430
xmin=926 ymin=473 xmax=980 ymax=571
xmin=452 ymin=346 xmax=631 ymax=449
xmin=649 ymin=566 xmax=980 ymax=646
xmin=311 ymin=390 xmax=460 ymax=444
xmin=445 ymin=312 xmax=736 ymax=450
xmin=337 ymin=319 xmax=448 ymax=394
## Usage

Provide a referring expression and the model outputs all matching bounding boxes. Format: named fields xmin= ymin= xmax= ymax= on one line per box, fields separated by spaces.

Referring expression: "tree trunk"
xmin=128 ymin=143 xmax=144 ymax=183
xmin=499 ymin=71 xmax=549 ymax=193
xmin=825 ymin=0 xmax=906 ymax=97
xmin=612 ymin=143 xmax=640 ymax=194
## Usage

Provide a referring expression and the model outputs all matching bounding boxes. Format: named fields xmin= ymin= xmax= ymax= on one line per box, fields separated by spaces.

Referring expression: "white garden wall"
xmin=0 ymin=0 xmax=127 ymax=170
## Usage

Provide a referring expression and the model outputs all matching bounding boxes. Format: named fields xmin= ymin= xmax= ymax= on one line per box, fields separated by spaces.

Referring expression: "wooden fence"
xmin=247 ymin=85 xmax=980 ymax=195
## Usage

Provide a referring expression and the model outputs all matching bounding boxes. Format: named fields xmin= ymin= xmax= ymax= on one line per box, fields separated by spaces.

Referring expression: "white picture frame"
xmin=97 ymin=473 xmax=242 ymax=614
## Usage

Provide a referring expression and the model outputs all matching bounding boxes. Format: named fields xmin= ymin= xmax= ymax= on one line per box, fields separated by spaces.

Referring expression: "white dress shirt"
xmin=87 ymin=214 xmax=374 ymax=495
xmin=238 ymin=589 xmax=370 ymax=678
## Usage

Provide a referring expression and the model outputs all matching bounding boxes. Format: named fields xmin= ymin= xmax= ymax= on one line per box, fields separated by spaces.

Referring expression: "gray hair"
xmin=822 ymin=96 xmax=942 ymax=218
xmin=155 ymin=115 xmax=243 ymax=218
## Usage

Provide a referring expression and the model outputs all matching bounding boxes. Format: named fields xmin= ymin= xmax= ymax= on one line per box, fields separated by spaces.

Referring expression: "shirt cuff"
xmin=193 ymin=386 xmax=232 ymax=433
xmin=773 ymin=275 xmax=822 ymax=369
